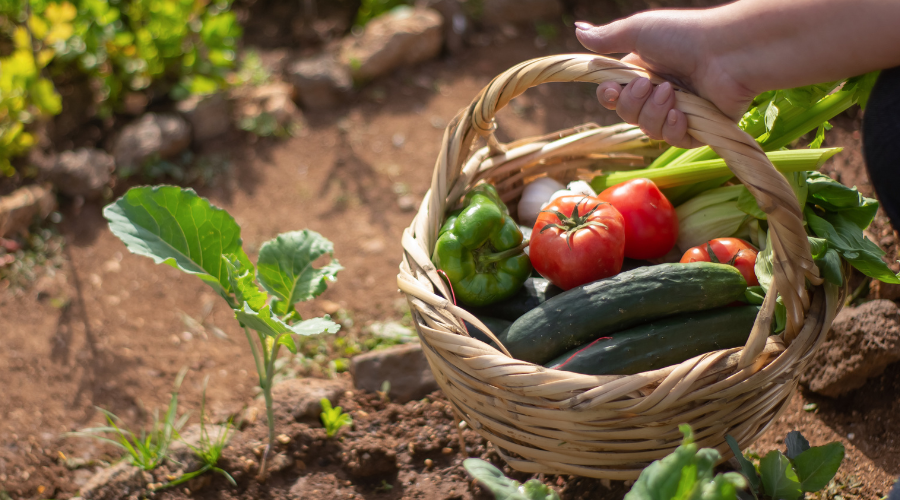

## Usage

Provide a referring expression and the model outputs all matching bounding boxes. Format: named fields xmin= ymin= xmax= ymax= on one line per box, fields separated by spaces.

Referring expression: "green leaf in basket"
xmin=806 ymin=172 xmax=879 ymax=230
xmin=737 ymin=188 xmax=767 ymax=220
xmin=806 ymin=208 xmax=900 ymax=284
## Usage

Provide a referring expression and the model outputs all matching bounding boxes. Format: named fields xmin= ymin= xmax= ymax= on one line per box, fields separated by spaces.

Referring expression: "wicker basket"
xmin=397 ymin=54 xmax=847 ymax=479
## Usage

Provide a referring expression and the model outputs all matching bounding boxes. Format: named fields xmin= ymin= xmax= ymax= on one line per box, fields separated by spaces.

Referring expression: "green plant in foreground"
xmin=320 ymin=398 xmax=352 ymax=438
xmin=463 ymin=458 xmax=560 ymax=500
xmin=161 ymin=376 xmax=236 ymax=489
xmin=103 ymin=185 xmax=342 ymax=478
xmin=726 ymin=431 xmax=844 ymax=500
xmin=464 ymin=426 xmax=845 ymax=500
xmin=68 ymin=368 xmax=189 ymax=470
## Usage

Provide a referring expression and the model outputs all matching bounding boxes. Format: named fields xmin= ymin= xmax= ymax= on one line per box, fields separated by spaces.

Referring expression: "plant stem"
xmin=256 ymin=338 xmax=280 ymax=480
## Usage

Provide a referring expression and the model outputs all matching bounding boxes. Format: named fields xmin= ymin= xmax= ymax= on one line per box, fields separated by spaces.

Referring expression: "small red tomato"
xmin=680 ymin=237 xmax=760 ymax=286
xmin=531 ymin=195 xmax=625 ymax=290
xmin=597 ymin=178 xmax=678 ymax=260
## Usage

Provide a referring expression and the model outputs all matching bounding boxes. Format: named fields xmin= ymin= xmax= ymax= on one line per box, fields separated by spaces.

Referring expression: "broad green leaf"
xmin=463 ymin=458 xmax=533 ymax=500
xmin=759 ymin=450 xmax=802 ymax=500
xmin=793 ymin=442 xmax=844 ymax=492
xmin=223 ymin=255 xmax=267 ymax=311
xmin=726 ymin=435 xmax=760 ymax=495
xmin=104 ymin=186 xmax=251 ymax=299
xmin=234 ymin=303 xmax=338 ymax=338
xmin=291 ymin=316 xmax=340 ymax=336
xmin=257 ymin=230 xmax=343 ymax=315
xmin=737 ymin=188 xmax=767 ymax=220
xmin=815 ymin=249 xmax=844 ymax=286
xmin=806 ymin=172 xmax=878 ymax=229
xmin=624 ymin=427 xmax=702 ymax=500
xmin=785 ymin=431 xmax=811 ymax=460
xmin=808 ymin=237 xmax=828 ymax=259
xmin=806 ymin=209 xmax=900 ymax=284
xmin=699 ymin=473 xmax=747 ymax=500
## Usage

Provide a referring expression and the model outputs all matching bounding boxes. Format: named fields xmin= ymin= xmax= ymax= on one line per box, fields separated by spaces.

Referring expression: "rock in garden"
xmin=801 ymin=299 xmax=900 ymax=397
xmin=113 ymin=113 xmax=191 ymax=175
xmin=236 ymin=82 xmax=301 ymax=131
xmin=270 ymin=377 xmax=348 ymax=422
xmin=341 ymin=7 xmax=443 ymax=81
xmin=350 ymin=343 xmax=439 ymax=403
xmin=0 ymin=184 xmax=56 ymax=238
xmin=479 ymin=0 xmax=561 ymax=25
xmin=42 ymin=148 xmax=115 ymax=198
xmin=289 ymin=472 xmax=363 ymax=500
xmin=286 ymin=54 xmax=353 ymax=110
xmin=79 ymin=461 xmax=150 ymax=500
xmin=176 ymin=93 xmax=232 ymax=142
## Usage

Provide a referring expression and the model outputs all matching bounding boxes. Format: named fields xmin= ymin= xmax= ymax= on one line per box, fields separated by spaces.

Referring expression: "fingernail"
xmin=632 ymin=78 xmax=651 ymax=99
xmin=603 ymin=88 xmax=619 ymax=103
xmin=667 ymin=109 xmax=678 ymax=125
xmin=653 ymin=82 xmax=672 ymax=105
xmin=574 ymin=21 xmax=594 ymax=31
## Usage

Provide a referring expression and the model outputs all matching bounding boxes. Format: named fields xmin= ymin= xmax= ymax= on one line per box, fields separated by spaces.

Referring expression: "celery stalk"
xmin=590 ymin=148 xmax=842 ymax=192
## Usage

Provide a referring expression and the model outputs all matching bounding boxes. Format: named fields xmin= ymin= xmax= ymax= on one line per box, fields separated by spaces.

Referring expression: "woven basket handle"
xmin=431 ymin=54 xmax=823 ymax=365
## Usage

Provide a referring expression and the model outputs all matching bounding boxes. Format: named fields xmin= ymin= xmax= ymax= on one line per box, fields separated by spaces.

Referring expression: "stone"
xmin=270 ymin=377 xmax=348 ymax=422
xmin=42 ymin=148 xmax=114 ymax=198
xmin=113 ymin=113 xmax=191 ymax=175
xmin=341 ymin=7 xmax=443 ymax=81
xmin=801 ymin=299 xmax=900 ymax=397
xmin=479 ymin=0 xmax=561 ymax=26
xmin=79 ymin=461 xmax=150 ymax=500
xmin=286 ymin=53 xmax=353 ymax=110
xmin=0 ymin=184 xmax=56 ymax=238
xmin=350 ymin=343 xmax=439 ymax=403
xmin=176 ymin=93 xmax=232 ymax=142
xmin=289 ymin=472 xmax=363 ymax=500
xmin=236 ymin=82 xmax=301 ymax=131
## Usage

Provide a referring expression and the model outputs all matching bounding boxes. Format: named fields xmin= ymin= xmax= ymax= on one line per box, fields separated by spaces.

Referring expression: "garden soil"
xmin=2 ymin=11 xmax=899 ymax=500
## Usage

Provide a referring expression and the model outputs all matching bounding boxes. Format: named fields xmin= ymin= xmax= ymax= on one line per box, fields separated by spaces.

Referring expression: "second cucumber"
xmin=495 ymin=262 xmax=749 ymax=364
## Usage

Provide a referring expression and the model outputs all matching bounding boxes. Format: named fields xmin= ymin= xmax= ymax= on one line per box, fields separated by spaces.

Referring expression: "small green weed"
xmin=320 ymin=398 xmax=352 ymax=438
xmin=162 ymin=376 xmax=236 ymax=489
xmin=67 ymin=369 xmax=189 ymax=470
xmin=354 ymin=0 xmax=411 ymax=27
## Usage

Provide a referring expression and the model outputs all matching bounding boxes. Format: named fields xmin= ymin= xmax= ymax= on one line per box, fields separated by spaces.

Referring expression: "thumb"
xmin=575 ymin=18 xmax=639 ymax=55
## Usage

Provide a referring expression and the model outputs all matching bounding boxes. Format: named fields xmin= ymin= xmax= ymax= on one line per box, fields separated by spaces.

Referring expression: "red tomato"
xmin=680 ymin=237 xmax=760 ymax=286
xmin=531 ymin=195 xmax=625 ymax=290
xmin=597 ymin=178 xmax=678 ymax=260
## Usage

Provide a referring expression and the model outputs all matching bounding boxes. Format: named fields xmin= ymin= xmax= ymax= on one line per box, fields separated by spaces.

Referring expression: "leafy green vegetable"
xmin=793 ymin=442 xmax=844 ymax=492
xmin=805 ymin=172 xmax=879 ymax=229
xmin=103 ymin=186 xmax=251 ymax=301
xmin=806 ymin=209 xmax=900 ymax=283
xmin=759 ymin=451 xmax=802 ymax=500
xmin=463 ymin=458 xmax=560 ymax=500
xmin=257 ymin=230 xmax=343 ymax=316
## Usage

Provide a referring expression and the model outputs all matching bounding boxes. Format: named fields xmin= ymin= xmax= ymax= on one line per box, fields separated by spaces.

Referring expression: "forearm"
xmin=708 ymin=0 xmax=900 ymax=93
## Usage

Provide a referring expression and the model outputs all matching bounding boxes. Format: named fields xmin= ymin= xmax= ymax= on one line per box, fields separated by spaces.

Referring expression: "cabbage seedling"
xmin=104 ymin=186 xmax=342 ymax=479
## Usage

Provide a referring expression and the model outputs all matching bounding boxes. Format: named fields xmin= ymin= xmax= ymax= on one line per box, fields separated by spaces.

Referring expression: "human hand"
xmin=575 ymin=9 xmax=757 ymax=149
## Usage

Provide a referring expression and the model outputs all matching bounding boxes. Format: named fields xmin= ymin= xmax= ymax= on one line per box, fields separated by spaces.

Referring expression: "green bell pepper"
xmin=433 ymin=184 xmax=532 ymax=307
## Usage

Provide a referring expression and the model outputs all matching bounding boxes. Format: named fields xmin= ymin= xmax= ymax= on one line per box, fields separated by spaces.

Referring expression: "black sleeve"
xmin=862 ymin=66 xmax=900 ymax=230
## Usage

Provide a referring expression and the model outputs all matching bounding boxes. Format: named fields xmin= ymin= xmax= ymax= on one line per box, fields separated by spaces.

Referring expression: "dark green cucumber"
xmin=545 ymin=306 xmax=761 ymax=375
xmin=464 ymin=316 xmax=512 ymax=344
xmin=497 ymin=262 xmax=749 ymax=364
xmin=466 ymin=277 xmax=564 ymax=321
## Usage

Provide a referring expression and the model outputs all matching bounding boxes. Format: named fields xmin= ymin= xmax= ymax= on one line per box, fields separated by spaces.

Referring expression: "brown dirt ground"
xmin=2 ymin=3 xmax=900 ymax=499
